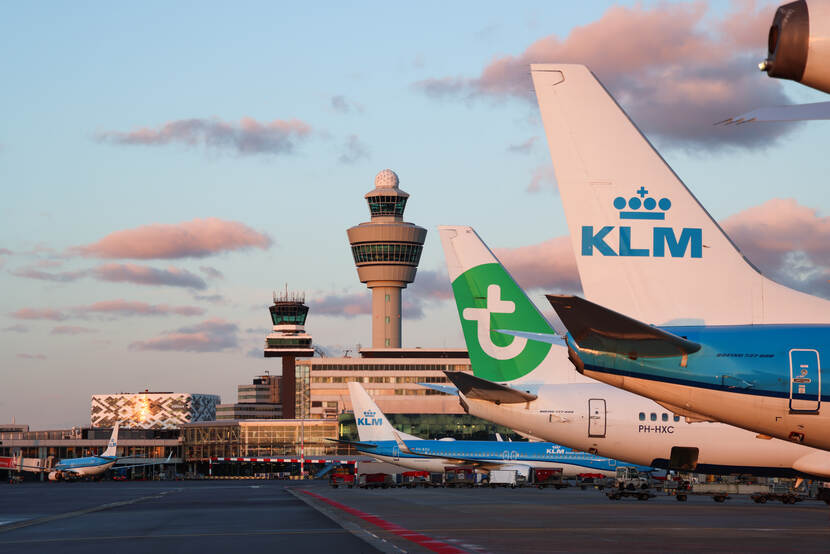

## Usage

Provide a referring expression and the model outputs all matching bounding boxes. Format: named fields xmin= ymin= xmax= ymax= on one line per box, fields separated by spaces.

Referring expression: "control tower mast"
xmin=347 ymin=169 xmax=426 ymax=348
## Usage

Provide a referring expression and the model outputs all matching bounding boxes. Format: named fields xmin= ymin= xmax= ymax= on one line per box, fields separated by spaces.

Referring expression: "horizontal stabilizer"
xmin=547 ymin=295 xmax=701 ymax=358
xmin=325 ymin=438 xmax=378 ymax=449
xmin=418 ymin=383 xmax=459 ymax=396
xmin=496 ymin=329 xmax=564 ymax=345
xmin=444 ymin=371 xmax=537 ymax=404
xmin=717 ymin=101 xmax=830 ymax=124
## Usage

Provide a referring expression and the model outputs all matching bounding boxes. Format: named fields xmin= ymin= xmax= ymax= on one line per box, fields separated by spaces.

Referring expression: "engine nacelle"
xmin=48 ymin=471 xmax=62 ymax=481
xmin=762 ymin=0 xmax=830 ymax=94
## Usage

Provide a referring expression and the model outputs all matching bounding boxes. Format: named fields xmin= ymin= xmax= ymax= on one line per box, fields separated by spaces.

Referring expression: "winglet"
xmin=444 ymin=371 xmax=538 ymax=404
xmin=547 ymin=295 xmax=701 ymax=358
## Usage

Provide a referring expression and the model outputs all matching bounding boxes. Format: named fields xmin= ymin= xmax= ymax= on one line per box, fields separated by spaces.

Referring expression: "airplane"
xmin=436 ymin=225 xmax=830 ymax=486
xmin=722 ymin=0 xmax=830 ymax=123
xmin=528 ymin=63 xmax=830 ymax=452
xmin=340 ymin=381 xmax=647 ymax=478
xmin=7 ymin=422 xmax=172 ymax=481
xmin=722 ymin=0 xmax=830 ymax=124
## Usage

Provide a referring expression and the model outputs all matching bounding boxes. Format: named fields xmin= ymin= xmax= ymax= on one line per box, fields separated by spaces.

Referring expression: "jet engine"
xmin=761 ymin=0 xmax=830 ymax=93
xmin=48 ymin=471 xmax=62 ymax=481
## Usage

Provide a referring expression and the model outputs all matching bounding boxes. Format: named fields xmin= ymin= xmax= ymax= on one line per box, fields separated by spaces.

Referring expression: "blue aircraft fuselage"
xmin=356 ymin=439 xmax=651 ymax=474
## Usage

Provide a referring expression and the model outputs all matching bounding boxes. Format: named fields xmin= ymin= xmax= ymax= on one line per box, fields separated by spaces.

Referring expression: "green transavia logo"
xmin=452 ymin=263 xmax=553 ymax=382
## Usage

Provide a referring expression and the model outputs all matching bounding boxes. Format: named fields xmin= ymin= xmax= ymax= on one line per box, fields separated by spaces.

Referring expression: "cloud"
xmin=2 ymin=324 xmax=29 ymax=333
xmin=495 ymin=236 xmax=583 ymax=294
xmin=17 ymin=353 xmax=46 ymax=360
xmin=414 ymin=1 xmax=793 ymax=149
xmin=72 ymin=300 xmax=205 ymax=317
xmin=199 ymin=266 xmax=224 ymax=279
xmin=11 ymin=308 xmax=68 ymax=321
xmin=409 ymin=269 xmax=452 ymax=300
xmin=339 ymin=134 xmax=370 ymax=164
xmin=526 ymin=165 xmax=557 ymax=193
xmin=507 ymin=137 xmax=537 ymax=154
xmin=129 ymin=318 xmax=239 ymax=352
xmin=10 ymin=267 xmax=89 ymax=282
xmin=51 ymin=325 xmax=97 ymax=335
xmin=91 ymin=264 xmax=207 ymax=289
xmin=74 ymin=218 xmax=272 ymax=260
xmin=331 ymin=95 xmax=364 ymax=114
xmin=0 ymin=248 xmax=12 ymax=255
xmin=246 ymin=346 xmax=262 ymax=358
xmin=193 ymin=293 xmax=226 ymax=304
xmin=96 ymin=117 xmax=312 ymax=155
xmin=722 ymin=198 xmax=830 ymax=298
xmin=309 ymin=292 xmax=371 ymax=318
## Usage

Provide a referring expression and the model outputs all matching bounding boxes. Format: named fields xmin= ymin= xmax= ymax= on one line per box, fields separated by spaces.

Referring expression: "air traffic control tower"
xmin=347 ymin=169 xmax=426 ymax=348
xmin=264 ymin=290 xmax=314 ymax=418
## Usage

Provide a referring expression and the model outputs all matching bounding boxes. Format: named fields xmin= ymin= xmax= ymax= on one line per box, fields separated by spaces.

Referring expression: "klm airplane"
xmin=526 ymin=63 xmax=830 ymax=453
xmin=344 ymin=382 xmax=649 ymax=477
xmin=13 ymin=422 xmax=170 ymax=480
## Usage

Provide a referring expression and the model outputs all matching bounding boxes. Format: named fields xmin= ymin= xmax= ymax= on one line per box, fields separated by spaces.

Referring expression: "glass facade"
xmin=183 ymin=421 xmax=345 ymax=460
xmin=338 ymin=413 xmax=523 ymax=442
xmin=351 ymin=242 xmax=423 ymax=265
xmin=266 ymin=337 xmax=312 ymax=348
xmin=367 ymin=195 xmax=407 ymax=217
xmin=269 ymin=302 xmax=309 ymax=326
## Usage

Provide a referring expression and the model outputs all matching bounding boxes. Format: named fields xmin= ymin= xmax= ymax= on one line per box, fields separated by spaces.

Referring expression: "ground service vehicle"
xmin=358 ymin=473 xmax=395 ymax=489
xmin=614 ymin=467 xmax=650 ymax=491
xmin=444 ymin=466 xmax=476 ymax=488
xmin=534 ymin=468 xmax=567 ymax=489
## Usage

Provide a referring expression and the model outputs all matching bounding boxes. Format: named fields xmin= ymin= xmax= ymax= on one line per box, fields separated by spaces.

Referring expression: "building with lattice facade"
xmin=91 ymin=391 xmax=220 ymax=429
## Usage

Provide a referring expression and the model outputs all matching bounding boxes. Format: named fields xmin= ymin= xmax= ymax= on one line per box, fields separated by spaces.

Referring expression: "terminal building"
xmin=216 ymin=374 xmax=282 ymax=420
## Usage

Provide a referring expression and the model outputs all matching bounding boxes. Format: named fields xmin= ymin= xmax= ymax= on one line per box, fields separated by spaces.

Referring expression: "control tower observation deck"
xmin=347 ymin=170 xmax=426 ymax=348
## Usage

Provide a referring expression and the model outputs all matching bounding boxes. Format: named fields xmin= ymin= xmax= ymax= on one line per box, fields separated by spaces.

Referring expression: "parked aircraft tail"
xmin=439 ymin=225 xmax=589 ymax=384
xmin=102 ymin=422 xmax=119 ymax=457
xmin=348 ymin=382 xmax=419 ymax=442
xmin=530 ymin=63 xmax=830 ymax=325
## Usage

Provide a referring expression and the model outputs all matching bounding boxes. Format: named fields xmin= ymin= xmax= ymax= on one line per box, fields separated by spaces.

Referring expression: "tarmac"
xmin=2 ymin=480 xmax=830 ymax=553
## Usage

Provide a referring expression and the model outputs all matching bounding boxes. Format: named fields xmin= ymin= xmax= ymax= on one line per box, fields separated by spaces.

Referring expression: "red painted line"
xmin=300 ymin=489 xmax=466 ymax=554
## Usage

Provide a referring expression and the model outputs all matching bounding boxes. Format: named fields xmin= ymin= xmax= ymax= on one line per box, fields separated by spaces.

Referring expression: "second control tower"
xmin=347 ymin=170 xmax=426 ymax=348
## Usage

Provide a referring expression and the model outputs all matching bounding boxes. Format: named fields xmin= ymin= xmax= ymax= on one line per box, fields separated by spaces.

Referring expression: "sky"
xmin=2 ymin=1 xmax=829 ymax=429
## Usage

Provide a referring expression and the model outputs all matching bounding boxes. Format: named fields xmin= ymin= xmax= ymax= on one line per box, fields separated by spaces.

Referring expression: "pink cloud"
xmin=414 ymin=1 xmax=792 ymax=148
xmin=10 ymin=267 xmax=89 ymax=282
xmin=51 ymin=326 xmax=97 ymax=335
xmin=74 ymin=218 xmax=272 ymax=260
xmin=11 ymin=308 xmax=68 ymax=321
xmin=73 ymin=300 xmax=205 ymax=317
xmin=2 ymin=324 xmax=29 ymax=333
xmin=722 ymin=198 xmax=830 ymax=298
xmin=91 ymin=264 xmax=207 ymax=289
xmin=310 ymin=292 xmax=371 ymax=318
xmin=495 ymin=236 xmax=582 ymax=294
xmin=0 ymin=248 xmax=12 ymax=255
xmin=526 ymin=165 xmax=557 ymax=194
xmin=96 ymin=117 xmax=312 ymax=155
xmin=129 ymin=318 xmax=239 ymax=352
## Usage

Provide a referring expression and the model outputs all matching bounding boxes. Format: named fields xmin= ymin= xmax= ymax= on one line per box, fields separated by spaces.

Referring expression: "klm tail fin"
xmin=439 ymin=225 xmax=591 ymax=384
xmin=531 ymin=64 xmax=830 ymax=325
xmin=102 ymin=421 xmax=119 ymax=457
xmin=347 ymin=382 xmax=419 ymax=442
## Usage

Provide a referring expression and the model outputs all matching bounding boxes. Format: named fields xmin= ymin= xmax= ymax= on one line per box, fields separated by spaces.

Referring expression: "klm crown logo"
xmin=357 ymin=409 xmax=383 ymax=427
xmin=581 ymin=187 xmax=702 ymax=258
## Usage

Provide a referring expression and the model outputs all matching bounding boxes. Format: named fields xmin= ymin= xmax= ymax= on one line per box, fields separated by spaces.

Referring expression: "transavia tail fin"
xmin=348 ymin=382 xmax=419 ymax=442
xmin=439 ymin=225 xmax=590 ymax=384
xmin=531 ymin=64 xmax=830 ymax=325
xmin=546 ymin=295 xmax=701 ymax=358
xmin=102 ymin=421 xmax=119 ymax=457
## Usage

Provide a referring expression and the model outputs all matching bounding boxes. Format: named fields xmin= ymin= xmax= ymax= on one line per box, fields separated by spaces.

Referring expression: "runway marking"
xmin=0 ymin=489 xmax=178 ymax=534
xmin=300 ymin=489 xmax=468 ymax=554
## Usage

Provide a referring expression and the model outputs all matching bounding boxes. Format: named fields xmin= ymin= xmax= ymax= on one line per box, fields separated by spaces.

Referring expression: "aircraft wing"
xmin=546 ymin=295 xmax=701 ymax=358
xmin=417 ymin=383 xmax=459 ymax=396
xmin=443 ymin=371 xmax=537 ymax=404
xmin=115 ymin=453 xmax=173 ymax=470
xmin=717 ymin=101 xmax=830 ymax=124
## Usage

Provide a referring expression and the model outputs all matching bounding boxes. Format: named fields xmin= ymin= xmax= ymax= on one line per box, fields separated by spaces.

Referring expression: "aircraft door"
xmin=392 ymin=446 xmax=400 ymax=462
xmin=588 ymin=398 xmax=606 ymax=438
xmin=790 ymin=349 xmax=821 ymax=413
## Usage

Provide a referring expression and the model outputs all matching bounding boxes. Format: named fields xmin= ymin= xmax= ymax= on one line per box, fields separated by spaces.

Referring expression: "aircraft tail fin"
xmin=439 ymin=226 xmax=589 ymax=384
xmin=348 ymin=382 xmax=418 ymax=442
xmin=102 ymin=421 xmax=119 ymax=457
xmin=531 ymin=64 xmax=830 ymax=325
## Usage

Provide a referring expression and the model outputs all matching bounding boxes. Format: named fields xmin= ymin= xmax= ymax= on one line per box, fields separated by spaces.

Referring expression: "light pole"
xmin=300 ymin=375 xmax=305 ymax=479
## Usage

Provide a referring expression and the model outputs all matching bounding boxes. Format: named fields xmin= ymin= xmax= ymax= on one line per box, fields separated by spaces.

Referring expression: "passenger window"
xmin=638 ymin=412 xmax=645 ymax=421
xmin=650 ymin=413 xmax=656 ymax=421
xmin=662 ymin=413 xmax=668 ymax=422
xmin=674 ymin=415 xmax=680 ymax=422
